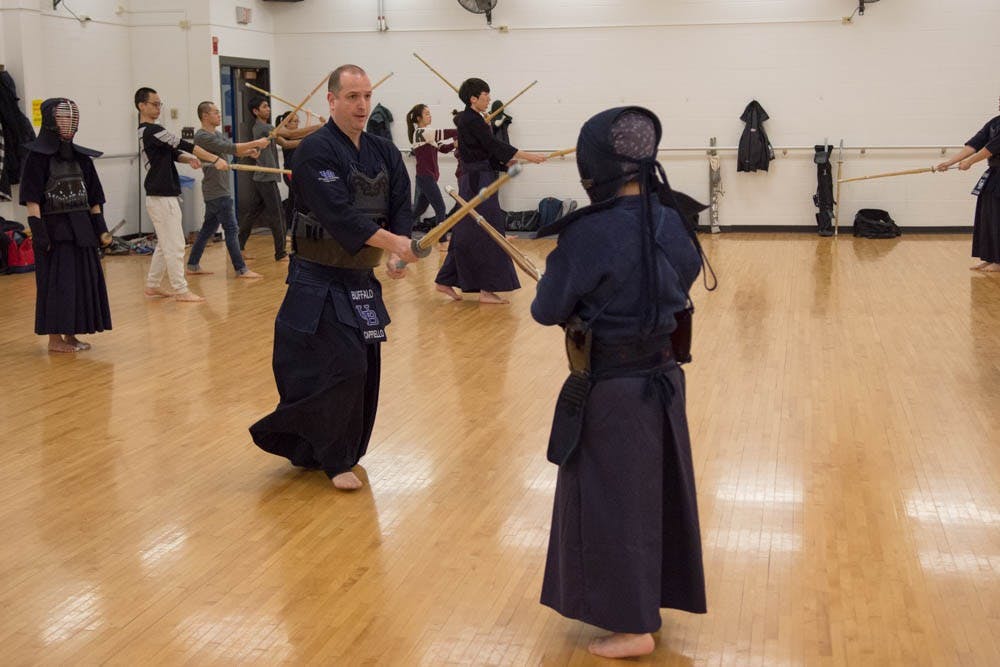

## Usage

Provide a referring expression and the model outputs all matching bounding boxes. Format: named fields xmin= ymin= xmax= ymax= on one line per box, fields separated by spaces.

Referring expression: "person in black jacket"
xmin=533 ymin=107 xmax=706 ymax=659
xmin=20 ymin=98 xmax=111 ymax=353
xmin=136 ymin=86 xmax=228 ymax=302
xmin=433 ymin=77 xmax=546 ymax=304
xmin=737 ymin=99 xmax=774 ymax=172
xmin=936 ymin=96 xmax=1000 ymax=272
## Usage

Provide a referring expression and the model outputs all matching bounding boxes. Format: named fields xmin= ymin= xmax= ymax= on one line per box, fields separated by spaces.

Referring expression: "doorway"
xmin=219 ymin=57 xmax=270 ymax=224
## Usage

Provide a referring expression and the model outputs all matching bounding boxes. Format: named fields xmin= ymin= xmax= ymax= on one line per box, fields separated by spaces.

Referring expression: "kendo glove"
xmin=27 ymin=216 xmax=51 ymax=252
xmin=90 ymin=211 xmax=112 ymax=247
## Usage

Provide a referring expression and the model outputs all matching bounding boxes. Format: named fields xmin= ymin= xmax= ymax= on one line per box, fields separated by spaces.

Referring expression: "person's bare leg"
xmin=588 ymin=633 xmax=655 ymax=659
xmin=47 ymin=334 xmax=77 ymax=353
xmin=173 ymin=291 xmax=206 ymax=303
xmin=436 ymin=284 xmax=462 ymax=301
xmin=331 ymin=471 xmax=363 ymax=490
xmin=64 ymin=335 xmax=91 ymax=350
xmin=479 ymin=291 xmax=509 ymax=304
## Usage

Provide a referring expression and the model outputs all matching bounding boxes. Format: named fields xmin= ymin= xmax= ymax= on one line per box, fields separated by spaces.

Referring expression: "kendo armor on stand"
xmin=813 ymin=144 xmax=835 ymax=237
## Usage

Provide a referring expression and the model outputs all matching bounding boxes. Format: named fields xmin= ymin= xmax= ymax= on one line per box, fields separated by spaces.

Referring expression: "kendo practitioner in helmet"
xmin=936 ymin=94 xmax=1000 ymax=272
xmin=433 ymin=77 xmax=546 ymax=304
xmin=249 ymin=65 xmax=420 ymax=491
xmin=531 ymin=107 xmax=707 ymax=659
xmin=20 ymin=98 xmax=112 ymax=354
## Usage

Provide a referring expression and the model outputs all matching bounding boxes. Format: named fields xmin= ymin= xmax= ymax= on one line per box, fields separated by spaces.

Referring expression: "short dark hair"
xmin=248 ymin=96 xmax=267 ymax=115
xmin=459 ymin=78 xmax=489 ymax=105
xmin=134 ymin=87 xmax=157 ymax=110
xmin=328 ymin=64 xmax=367 ymax=95
xmin=196 ymin=101 xmax=215 ymax=120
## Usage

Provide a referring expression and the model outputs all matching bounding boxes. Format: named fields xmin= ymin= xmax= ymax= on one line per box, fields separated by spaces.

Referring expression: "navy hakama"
xmin=434 ymin=167 xmax=520 ymax=293
xmin=540 ymin=366 xmax=706 ymax=633
xmin=966 ymin=116 xmax=1000 ymax=264
xmin=972 ymin=165 xmax=1000 ymax=264
xmin=250 ymin=261 xmax=382 ymax=475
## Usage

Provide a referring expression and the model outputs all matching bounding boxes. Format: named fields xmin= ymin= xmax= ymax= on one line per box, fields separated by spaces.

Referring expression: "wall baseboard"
xmin=695 ymin=225 xmax=973 ymax=234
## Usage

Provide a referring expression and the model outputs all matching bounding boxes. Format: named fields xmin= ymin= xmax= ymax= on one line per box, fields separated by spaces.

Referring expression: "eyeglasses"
xmin=144 ymin=101 xmax=163 ymax=108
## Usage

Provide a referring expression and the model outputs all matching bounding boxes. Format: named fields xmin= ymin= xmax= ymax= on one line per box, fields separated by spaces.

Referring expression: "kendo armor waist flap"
xmin=292 ymin=211 xmax=384 ymax=269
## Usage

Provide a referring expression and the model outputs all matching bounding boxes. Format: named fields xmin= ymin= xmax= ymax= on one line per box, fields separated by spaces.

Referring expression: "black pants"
xmin=413 ymin=173 xmax=447 ymax=224
xmin=239 ymin=179 xmax=286 ymax=259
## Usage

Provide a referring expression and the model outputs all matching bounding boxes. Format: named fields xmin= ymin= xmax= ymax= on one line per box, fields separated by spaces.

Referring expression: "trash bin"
xmin=179 ymin=175 xmax=198 ymax=235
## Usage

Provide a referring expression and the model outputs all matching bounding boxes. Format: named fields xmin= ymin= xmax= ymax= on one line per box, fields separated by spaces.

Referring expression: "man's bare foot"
xmin=173 ymin=291 xmax=205 ymax=303
xmin=144 ymin=287 xmax=173 ymax=298
xmin=64 ymin=335 xmax=91 ymax=351
xmin=236 ymin=269 xmax=263 ymax=279
xmin=970 ymin=261 xmax=990 ymax=271
xmin=185 ymin=266 xmax=214 ymax=275
xmin=983 ymin=262 xmax=1000 ymax=272
xmin=331 ymin=471 xmax=363 ymax=490
xmin=479 ymin=291 xmax=509 ymax=305
xmin=588 ymin=633 xmax=655 ymax=659
xmin=436 ymin=284 xmax=462 ymax=301
xmin=242 ymin=251 xmax=256 ymax=260
xmin=277 ymin=255 xmax=290 ymax=263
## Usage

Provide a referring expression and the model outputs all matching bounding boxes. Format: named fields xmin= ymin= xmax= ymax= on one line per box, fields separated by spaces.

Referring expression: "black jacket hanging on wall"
xmin=813 ymin=144 xmax=834 ymax=237
xmin=366 ymin=104 xmax=394 ymax=142
xmin=0 ymin=71 xmax=37 ymax=200
xmin=489 ymin=100 xmax=513 ymax=145
xmin=737 ymin=100 xmax=774 ymax=172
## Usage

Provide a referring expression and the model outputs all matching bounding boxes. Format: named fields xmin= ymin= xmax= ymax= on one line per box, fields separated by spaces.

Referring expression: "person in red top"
xmin=406 ymin=104 xmax=457 ymax=230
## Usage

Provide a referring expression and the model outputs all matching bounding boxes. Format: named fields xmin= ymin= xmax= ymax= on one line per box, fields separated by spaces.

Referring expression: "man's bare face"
xmin=329 ymin=72 xmax=372 ymax=135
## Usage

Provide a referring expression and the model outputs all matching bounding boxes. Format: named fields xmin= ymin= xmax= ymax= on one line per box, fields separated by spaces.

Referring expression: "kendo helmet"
xmin=576 ymin=106 xmax=662 ymax=204
xmin=41 ymin=98 xmax=80 ymax=141
xmin=26 ymin=98 xmax=100 ymax=158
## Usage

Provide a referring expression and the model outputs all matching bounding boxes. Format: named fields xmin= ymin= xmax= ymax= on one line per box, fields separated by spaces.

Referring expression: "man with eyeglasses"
xmin=135 ymin=86 xmax=227 ymax=302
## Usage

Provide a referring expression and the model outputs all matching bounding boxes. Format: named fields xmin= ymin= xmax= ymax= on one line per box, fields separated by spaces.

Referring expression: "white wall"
xmin=0 ymin=0 xmax=276 ymax=233
xmin=2 ymin=1 xmax=999 ymax=229
xmin=267 ymin=0 xmax=1000 ymax=227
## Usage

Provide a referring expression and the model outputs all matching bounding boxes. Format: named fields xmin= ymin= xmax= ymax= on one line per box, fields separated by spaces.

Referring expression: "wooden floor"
xmin=1 ymin=232 xmax=998 ymax=665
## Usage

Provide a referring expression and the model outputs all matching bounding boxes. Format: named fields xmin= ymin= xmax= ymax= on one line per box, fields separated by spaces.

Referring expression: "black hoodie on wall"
xmin=737 ymin=100 xmax=774 ymax=173
xmin=0 ymin=71 xmax=38 ymax=200
xmin=366 ymin=104 xmax=394 ymax=142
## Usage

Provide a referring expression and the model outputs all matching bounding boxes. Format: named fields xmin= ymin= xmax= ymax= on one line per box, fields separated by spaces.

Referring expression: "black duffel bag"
xmin=853 ymin=208 xmax=901 ymax=239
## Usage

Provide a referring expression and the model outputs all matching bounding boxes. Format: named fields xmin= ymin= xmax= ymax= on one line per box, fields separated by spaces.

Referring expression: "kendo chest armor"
xmin=293 ymin=166 xmax=390 ymax=269
xmin=42 ymin=156 xmax=89 ymax=216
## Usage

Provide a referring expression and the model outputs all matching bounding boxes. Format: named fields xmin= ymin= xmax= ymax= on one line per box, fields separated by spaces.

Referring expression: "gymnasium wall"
xmin=268 ymin=0 xmax=1000 ymax=227
xmin=0 ymin=0 xmax=275 ymax=233
xmin=1 ymin=0 xmax=998 ymax=231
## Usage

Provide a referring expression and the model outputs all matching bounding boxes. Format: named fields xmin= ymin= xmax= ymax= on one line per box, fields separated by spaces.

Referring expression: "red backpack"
xmin=3 ymin=229 xmax=35 ymax=273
